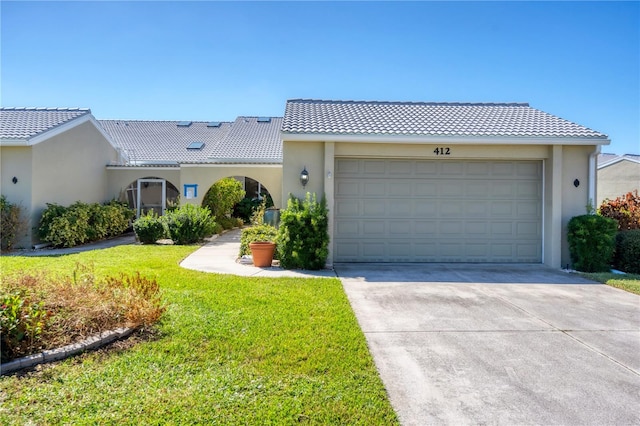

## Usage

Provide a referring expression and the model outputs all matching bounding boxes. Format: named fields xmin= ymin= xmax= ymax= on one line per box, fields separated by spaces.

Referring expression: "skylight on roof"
xmin=187 ymin=141 xmax=205 ymax=150
xmin=257 ymin=117 xmax=271 ymax=123
xmin=177 ymin=121 xmax=192 ymax=127
xmin=207 ymin=121 xmax=221 ymax=127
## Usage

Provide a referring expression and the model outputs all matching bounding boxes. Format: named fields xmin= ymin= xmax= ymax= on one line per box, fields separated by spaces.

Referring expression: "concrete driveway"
xmin=335 ymin=263 xmax=640 ymax=426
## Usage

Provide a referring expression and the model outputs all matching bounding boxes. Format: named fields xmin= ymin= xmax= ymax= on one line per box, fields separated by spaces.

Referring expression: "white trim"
xmin=0 ymin=139 xmax=29 ymax=146
xmin=541 ymin=159 xmax=545 ymax=263
xmin=205 ymin=158 xmax=282 ymax=164
xmin=137 ymin=178 xmax=166 ymax=217
xmin=597 ymin=155 xmax=640 ymax=169
xmin=106 ymin=166 xmax=180 ymax=171
xmin=180 ymin=163 xmax=282 ymax=168
xmin=589 ymin=146 xmax=600 ymax=207
xmin=282 ymin=132 xmax=610 ymax=146
xmin=28 ymin=113 xmax=93 ymax=145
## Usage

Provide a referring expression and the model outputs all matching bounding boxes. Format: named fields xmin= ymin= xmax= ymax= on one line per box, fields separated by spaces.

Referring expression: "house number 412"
xmin=433 ymin=147 xmax=451 ymax=155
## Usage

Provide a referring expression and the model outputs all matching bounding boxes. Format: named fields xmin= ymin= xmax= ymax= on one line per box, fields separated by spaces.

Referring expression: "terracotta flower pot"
xmin=249 ymin=241 xmax=276 ymax=267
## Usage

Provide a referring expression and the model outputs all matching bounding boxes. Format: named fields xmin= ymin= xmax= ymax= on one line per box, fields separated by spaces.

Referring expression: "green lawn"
xmin=579 ymin=271 xmax=640 ymax=295
xmin=0 ymin=245 xmax=398 ymax=425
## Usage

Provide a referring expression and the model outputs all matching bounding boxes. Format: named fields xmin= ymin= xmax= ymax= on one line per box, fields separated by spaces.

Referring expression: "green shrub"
xmin=567 ymin=214 xmax=618 ymax=272
xmin=0 ymin=195 xmax=27 ymax=250
xmin=164 ymin=204 xmax=216 ymax=245
xmin=218 ymin=216 xmax=237 ymax=230
xmin=239 ymin=224 xmax=278 ymax=257
xmin=614 ymin=230 xmax=640 ymax=274
xmin=201 ymin=177 xmax=245 ymax=222
xmin=277 ymin=193 xmax=329 ymax=270
xmin=234 ymin=194 xmax=274 ymax=223
xmin=0 ymin=290 xmax=51 ymax=362
xmin=133 ymin=211 xmax=167 ymax=244
xmin=38 ymin=201 xmax=135 ymax=248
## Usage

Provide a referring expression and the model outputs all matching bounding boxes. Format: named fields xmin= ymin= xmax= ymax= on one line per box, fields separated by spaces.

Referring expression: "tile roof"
xmin=0 ymin=107 xmax=91 ymax=140
xmin=207 ymin=117 xmax=282 ymax=163
xmin=99 ymin=116 xmax=282 ymax=165
xmin=598 ymin=153 xmax=640 ymax=168
xmin=282 ymin=99 xmax=608 ymax=139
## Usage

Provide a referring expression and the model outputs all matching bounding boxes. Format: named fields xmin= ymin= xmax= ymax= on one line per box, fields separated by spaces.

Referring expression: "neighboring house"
xmin=1 ymin=100 xmax=610 ymax=270
xmin=100 ymin=117 xmax=283 ymax=217
xmin=597 ymin=153 xmax=640 ymax=206
xmin=0 ymin=108 xmax=120 ymax=248
xmin=281 ymin=99 xmax=609 ymax=268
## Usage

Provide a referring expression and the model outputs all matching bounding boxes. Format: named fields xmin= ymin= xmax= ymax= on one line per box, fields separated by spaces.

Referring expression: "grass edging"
xmin=0 ymin=327 xmax=134 ymax=376
xmin=577 ymin=271 xmax=640 ymax=295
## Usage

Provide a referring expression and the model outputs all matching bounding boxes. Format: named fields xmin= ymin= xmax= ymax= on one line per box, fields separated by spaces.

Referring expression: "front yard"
xmin=0 ymin=245 xmax=397 ymax=424
xmin=579 ymin=271 xmax=640 ymax=295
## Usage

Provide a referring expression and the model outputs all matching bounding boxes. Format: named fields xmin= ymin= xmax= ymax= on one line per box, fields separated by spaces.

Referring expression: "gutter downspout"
xmin=588 ymin=145 xmax=601 ymax=212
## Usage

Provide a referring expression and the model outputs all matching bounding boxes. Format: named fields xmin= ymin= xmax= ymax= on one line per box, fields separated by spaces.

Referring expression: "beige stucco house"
xmin=281 ymin=99 xmax=610 ymax=269
xmin=2 ymin=100 xmax=611 ymax=269
xmin=597 ymin=153 xmax=640 ymax=205
xmin=0 ymin=108 xmax=120 ymax=248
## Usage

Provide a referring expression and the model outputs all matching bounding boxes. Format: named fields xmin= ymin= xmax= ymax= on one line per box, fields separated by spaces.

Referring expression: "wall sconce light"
xmin=12 ymin=177 xmax=18 ymax=184
xmin=300 ymin=167 xmax=309 ymax=188
xmin=573 ymin=179 xmax=580 ymax=188
xmin=327 ymin=171 xmax=332 ymax=179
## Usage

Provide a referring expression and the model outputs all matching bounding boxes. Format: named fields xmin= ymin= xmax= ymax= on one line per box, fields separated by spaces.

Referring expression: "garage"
xmin=281 ymin=99 xmax=609 ymax=268
xmin=334 ymin=158 xmax=542 ymax=263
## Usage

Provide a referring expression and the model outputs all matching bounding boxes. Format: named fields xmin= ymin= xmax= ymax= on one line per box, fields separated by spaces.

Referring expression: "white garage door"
xmin=334 ymin=158 xmax=542 ymax=263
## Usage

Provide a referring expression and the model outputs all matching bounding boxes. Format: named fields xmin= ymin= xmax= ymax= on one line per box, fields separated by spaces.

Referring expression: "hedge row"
xmin=133 ymin=204 xmax=217 ymax=244
xmin=38 ymin=201 xmax=135 ymax=248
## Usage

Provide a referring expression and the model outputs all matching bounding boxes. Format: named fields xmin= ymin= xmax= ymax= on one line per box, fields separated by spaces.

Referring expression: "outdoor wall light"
xmin=300 ymin=167 xmax=309 ymax=187
xmin=574 ymin=179 xmax=580 ymax=188
xmin=12 ymin=176 xmax=18 ymax=184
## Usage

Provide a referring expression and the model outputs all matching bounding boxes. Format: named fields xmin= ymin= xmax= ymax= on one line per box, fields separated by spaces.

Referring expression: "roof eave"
xmin=0 ymin=139 xmax=29 ymax=146
xmin=281 ymin=132 xmax=610 ymax=145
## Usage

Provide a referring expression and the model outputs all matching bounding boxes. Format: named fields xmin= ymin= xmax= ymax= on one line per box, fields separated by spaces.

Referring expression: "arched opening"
xmin=233 ymin=176 xmax=274 ymax=222
xmin=122 ymin=177 xmax=179 ymax=217
xmin=201 ymin=176 xmax=274 ymax=224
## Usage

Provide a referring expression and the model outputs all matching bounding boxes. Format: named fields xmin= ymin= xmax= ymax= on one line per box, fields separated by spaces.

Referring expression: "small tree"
xmin=201 ymin=177 xmax=245 ymax=221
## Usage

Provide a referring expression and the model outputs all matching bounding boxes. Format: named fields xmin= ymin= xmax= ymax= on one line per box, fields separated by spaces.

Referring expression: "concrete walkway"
xmin=180 ymin=229 xmax=336 ymax=278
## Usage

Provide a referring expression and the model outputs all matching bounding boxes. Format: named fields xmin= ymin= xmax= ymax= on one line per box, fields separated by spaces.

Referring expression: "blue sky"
xmin=1 ymin=1 xmax=638 ymax=154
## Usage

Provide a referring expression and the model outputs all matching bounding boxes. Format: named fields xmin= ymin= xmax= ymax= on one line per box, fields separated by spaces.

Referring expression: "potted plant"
xmin=239 ymin=224 xmax=278 ymax=267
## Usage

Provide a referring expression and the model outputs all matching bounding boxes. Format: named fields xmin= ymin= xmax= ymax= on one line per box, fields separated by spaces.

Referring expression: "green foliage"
xmin=239 ymin=224 xmax=278 ymax=257
xmin=0 ymin=195 xmax=27 ymax=250
xmin=218 ymin=216 xmax=236 ymax=230
xmin=614 ymin=230 xmax=640 ymax=274
xmin=234 ymin=193 xmax=274 ymax=223
xmin=164 ymin=204 xmax=216 ymax=245
xmin=133 ymin=211 xmax=167 ymax=244
xmin=37 ymin=201 xmax=134 ymax=248
xmin=201 ymin=177 xmax=245 ymax=221
xmin=277 ymin=193 xmax=329 ymax=270
xmin=598 ymin=190 xmax=640 ymax=231
xmin=567 ymin=214 xmax=618 ymax=272
xmin=1 ymin=290 xmax=51 ymax=362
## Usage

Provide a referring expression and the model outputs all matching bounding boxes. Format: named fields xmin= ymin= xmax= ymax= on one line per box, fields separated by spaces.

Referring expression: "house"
xmin=0 ymin=108 xmax=120 ymax=248
xmin=597 ymin=153 xmax=640 ymax=205
xmin=100 ymin=117 xmax=283 ymax=217
xmin=281 ymin=99 xmax=609 ymax=268
xmin=1 ymin=100 xmax=610 ymax=270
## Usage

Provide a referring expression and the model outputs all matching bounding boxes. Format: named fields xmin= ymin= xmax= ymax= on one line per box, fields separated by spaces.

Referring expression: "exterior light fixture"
xmin=573 ymin=179 xmax=580 ymax=188
xmin=12 ymin=176 xmax=17 ymax=184
xmin=300 ymin=167 xmax=309 ymax=187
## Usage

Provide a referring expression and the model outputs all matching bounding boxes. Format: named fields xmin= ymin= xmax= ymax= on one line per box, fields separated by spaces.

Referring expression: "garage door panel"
xmin=334 ymin=159 xmax=542 ymax=263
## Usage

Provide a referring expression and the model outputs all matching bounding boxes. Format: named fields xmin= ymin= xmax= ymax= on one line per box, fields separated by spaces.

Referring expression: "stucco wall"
xmin=597 ymin=160 xmax=640 ymax=205
xmin=177 ymin=165 xmax=283 ymax=209
xmin=0 ymin=146 xmax=33 ymax=248
xmin=29 ymin=121 xmax=118 ymax=244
